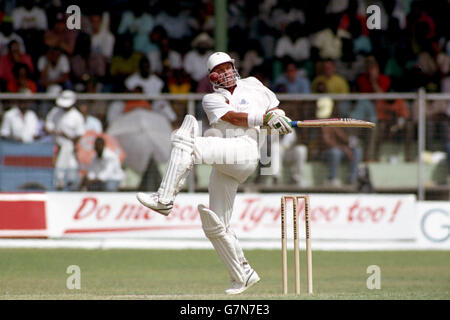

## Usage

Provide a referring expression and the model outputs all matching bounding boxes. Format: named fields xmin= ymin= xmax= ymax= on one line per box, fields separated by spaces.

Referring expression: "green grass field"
xmin=0 ymin=249 xmax=448 ymax=300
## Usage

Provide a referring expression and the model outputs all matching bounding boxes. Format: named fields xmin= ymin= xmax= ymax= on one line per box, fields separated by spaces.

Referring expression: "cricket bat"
xmin=290 ymin=118 xmax=375 ymax=128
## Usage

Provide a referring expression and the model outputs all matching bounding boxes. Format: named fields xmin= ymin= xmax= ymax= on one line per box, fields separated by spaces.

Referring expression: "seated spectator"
xmin=0 ymin=90 xmax=39 ymax=143
xmin=357 ymin=56 xmax=391 ymax=93
xmin=417 ymin=39 xmax=450 ymax=92
xmin=277 ymin=129 xmax=309 ymax=187
xmin=11 ymin=0 xmax=47 ymax=60
xmin=240 ymin=39 xmax=264 ymax=78
xmin=0 ymin=16 xmax=26 ymax=56
xmin=125 ymin=57 xmax=176 ymax=123
xmin=311 ymin=59 xmax=350 ymax=93
xmin=338 ymin=99 xmax=378 ymax=162
xmin=44 ymin=12 xmax=78 ymax=56
xmin=0 ymin=40 xmax=34 ymax=83
xmin=52 ymin=90 xmax=85 ymax=191
xmin=89 ymin=12 xmax=115 ymax=62
xmin=374 ymin=99 xmax=414 ymax=162
xmin=275 ymin=21 xmax=310 ymax=63
xmin=183 ymin=32 xmax=214 ymax=86
xmin=272 ymin=59 xmax=310 ymax=93
xmin=316 ymin=97 xmax=362 ymax=187
xmin=109 ymin=34 xmax=142 ymax=92
xmin=123 ymin=86 xmax=152 ymax=113
xmin=7 ymin=63 xmax=37 ymax=93
xmin=147 ymin=35 xmax=182 ymax=77
xmin=79 ymin=103 xmax=103 ymax=133
xmin=154 ymin=2 xmax=192 ymax=47
xmin=11 ymin=0 xmax=48 ymax=31
xmin=117 ymin=3 xmax=155 ymax=54
xmin=81 ymin=136 xmax=125 ymax=191
xmin=37 ymin=46 xmax=71 ymax=91
xmin=187 ymin=1 xmax=214 ymax=35
xmin=310 ymin=22 xmax=343 ymax=60
xmin=70 ymin=32 xmax=105 ymax=92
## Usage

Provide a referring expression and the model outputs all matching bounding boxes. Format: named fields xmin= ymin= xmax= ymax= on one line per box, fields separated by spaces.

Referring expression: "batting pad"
xmin=198 ymin=204 xmax=246 ymax=284
xmin=158 ymin=115 xmax=198 ymax=204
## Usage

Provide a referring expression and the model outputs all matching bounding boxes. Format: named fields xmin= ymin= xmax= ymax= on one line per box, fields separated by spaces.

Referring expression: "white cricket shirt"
xmin=202 ymin=77 xmax=279 ymax=136
xmin=0 ymin=106 xmax=39 ymax=143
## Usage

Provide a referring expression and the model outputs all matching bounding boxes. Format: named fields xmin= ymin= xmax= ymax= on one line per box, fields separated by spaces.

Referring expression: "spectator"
xmin=0 ymin=39 xmax=34 ymax=84
xmin=311 ymin=59 xmax=350 ymax=93
xmin=109 ymin=34 xmax=142 ymax=92
xmin=275 ymin=21 xmax=310 ymax=63
xmin=240 ymin=39 xmax=264 ymax=78
xmin=187 ymin=0 xmax=215 ymax=35
xmin=117 ymin=3 xmax=154 ymax=54
xmin=417 ymin=39 xmax=450 ymax=92
xmin=316 ymin=97 xmax=362 ymax=187
xmin=310 ymin=20 xmax=343 ymax=60
xmin=272 ymin=59 xmax=310 ymax=94
xmin=52 ymin=90 xmax=85 ymax=191
xmin=154 ymin=2 xmax=192 ymax=47
xmin=374 ymin=99 xmax=413 ymax=162
xmin=89 ymin=12 xmax=115 ymax=62
xmin=0 ymin=16 xmax=26 ymax=56
xmin=79 ymin=103 xmax=103 ymax=133
xmin=147 ymin=36 xmax=182 ymax=77
xmin=277 ymin=129 xmax=309 ymax=187
xmin=7 ymin=63 xmax=37 ymax=93
xmin=123 ymin=86 xmax=152 ymax=113
xmin=124 ymin=57 xmax=176 ymax=123
xmin=183 ymin=32 xmax=214 ymax=85
xmin=44 ymin=12 xmax=78 ymax=56
xmin=70 ymin=32 xmax=105 ymax=92
xmin=357 ymin=56 xmax=391 ymax=93
xmin=81 ymin=136 xmax=125 ymax=191
xmin=11 ymin=0 xmax=48 ymax=31
xmin=37 ymin=46 xmax=71 ymax=91
xmin=11 ymin=0 xmax=47 ymax=61
xmin=0 ymin=90 xmax=39 ymax=143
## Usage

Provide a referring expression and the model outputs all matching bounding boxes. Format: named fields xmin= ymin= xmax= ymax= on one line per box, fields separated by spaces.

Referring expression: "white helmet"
xmin=56 ymin=90 xmax=77 ymax=108
xmin=206 ymin=52 xmax=240 ymax=89
xmin=206 ymin=52 xmax=235 ymax=73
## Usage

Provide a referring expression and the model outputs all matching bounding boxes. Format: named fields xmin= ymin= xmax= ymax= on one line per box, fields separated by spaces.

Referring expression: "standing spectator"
xmin=239 ymin=39 xmax=264 ymax=78
xmin=89 ymin=12 xmax=115 ymax=63
xmin=316 ymin=97 xmax=362 ymax=187
xmin=70 ymin=32 xmax=105 ymax=92
xmin=311 ymin=59 xmax=350 ymax=93
xmin=275 ymin=21 xmax=310 ymax=63
xmin=117 ymin=3 xmax=154 ymax=54
xmin=272 ymin=59 xmax=310 ymax=94
xmin=109 ymin=34 xmax=142 ymax=92
xmin=0 ymin=40 xmax=34 ymax=84
xmin=81 ymin=136 xmax=125 ymax=191
xmin=7 ymin=63 xmax=37 ymax=93
xmin=37 ymin=46 xmax=71 ymax=91
xmin=0 ymin=16 xmax=26 ymax=56
xmin=183 ymin=32 xmax=214 ymax=86
xmin=125 ymin=56 xmax=176 ymax=123
xmin=44 ymin=12 xmax=78 ymax=56
xmin=52 ymin=90 xmax=85 ymax=191
xmin=1 ymin=91 xmax=39 ymax=143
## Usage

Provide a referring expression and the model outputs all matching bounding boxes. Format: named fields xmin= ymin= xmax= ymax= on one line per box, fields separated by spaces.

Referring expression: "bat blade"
xmin=290 ymin=118 xmax=375 ymax=128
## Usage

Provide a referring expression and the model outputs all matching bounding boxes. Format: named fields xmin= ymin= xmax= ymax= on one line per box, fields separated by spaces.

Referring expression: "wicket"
xmin=281 ymin=195 xmax=313 ymax=295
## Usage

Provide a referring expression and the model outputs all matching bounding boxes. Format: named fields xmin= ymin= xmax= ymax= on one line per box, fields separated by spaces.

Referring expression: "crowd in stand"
xmin=0 ymin=0 xmax=449 ymax=189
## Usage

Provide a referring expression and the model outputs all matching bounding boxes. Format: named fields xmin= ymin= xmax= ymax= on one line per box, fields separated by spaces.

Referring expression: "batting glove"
xmin=263 ymin=109 xmax=293 ymax=134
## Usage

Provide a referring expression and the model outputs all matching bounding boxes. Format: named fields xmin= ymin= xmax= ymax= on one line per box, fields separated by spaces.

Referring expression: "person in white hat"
xmin=137 ymin=52 xmax=294 ymax=294
xmin=46 ymin=90 xmax=85 ymax=190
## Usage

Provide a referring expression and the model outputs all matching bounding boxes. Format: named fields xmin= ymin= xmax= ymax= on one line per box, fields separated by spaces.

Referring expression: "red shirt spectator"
xmin=357 ymin=56 xmax=391 ymax=93
xmin=7 ymin=63 xmax=37 ymax=92
xmin=0 ymin=40 xmax=34 ymax=82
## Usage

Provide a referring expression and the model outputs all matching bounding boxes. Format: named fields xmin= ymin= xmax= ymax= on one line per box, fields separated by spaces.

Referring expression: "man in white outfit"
xmin=137 ymin=52 xmax=293 ymax=294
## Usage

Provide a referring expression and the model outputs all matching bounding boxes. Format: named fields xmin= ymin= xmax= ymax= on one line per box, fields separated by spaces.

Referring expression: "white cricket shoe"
xmin=136 ymin=192 xmax=173 ymax=216
xmin=225 ymin=269 xmax=260 ymax=295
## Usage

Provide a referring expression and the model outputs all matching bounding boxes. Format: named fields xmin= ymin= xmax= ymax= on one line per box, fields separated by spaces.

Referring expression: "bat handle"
xmin=289 ymin=121 xmax=298 ymax=128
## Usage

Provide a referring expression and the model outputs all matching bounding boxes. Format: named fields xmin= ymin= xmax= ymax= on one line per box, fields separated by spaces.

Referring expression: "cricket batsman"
xmin=137 ymin=52 xmax=293 ymax=294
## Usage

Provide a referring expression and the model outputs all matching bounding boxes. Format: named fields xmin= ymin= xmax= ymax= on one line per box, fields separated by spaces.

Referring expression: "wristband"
xmin=247 ymin=111 xmax=264 ymax=127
